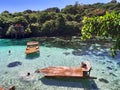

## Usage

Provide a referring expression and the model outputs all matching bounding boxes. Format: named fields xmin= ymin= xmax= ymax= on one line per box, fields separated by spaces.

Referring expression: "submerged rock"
xmin=7 ymin=61 xmax=22 ymax=68
xmin=99 ymin=78 xmax=109 ymax=83
xmin=106 ymin=66 xmax=112 ymax=70
xmin=72 ymin=50 xmax=82 ymax=56
xmin=4 ymin=71 xmax=8 ymax=74
xmin=63 ymin=52 xmax=70 ymax=56
xmin=117 ymin=62 xmax=120 ymax=67
xmin=102 ymin=62 xmax=106 ymax=64
xmin=47 ymin=55 xmax=50 ymax=57
xmin=102 ymin=72 xmax=104 ymax=73
xmin=109 ymin=72 xmax=117 ymax=77
xmin=106 ymin=61 xmax=113 ymax=63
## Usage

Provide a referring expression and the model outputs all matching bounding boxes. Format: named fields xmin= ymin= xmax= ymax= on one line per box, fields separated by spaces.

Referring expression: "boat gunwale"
xmin=25 ymin=41 xmax=39 ymax=54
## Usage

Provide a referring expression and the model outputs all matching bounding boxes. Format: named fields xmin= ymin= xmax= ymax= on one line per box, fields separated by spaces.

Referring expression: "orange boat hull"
xmin=25 ymin=41 xmax=39 ymax=54
xmin=40 ymin=66 xmax=84 ymax=77
xmin=37 ymin=61 xmax=93 ymax=78
xmin=25 ymin=47 xmax=39 ymax=54
xmin=0 ymin=87 xmax=5 ymax=90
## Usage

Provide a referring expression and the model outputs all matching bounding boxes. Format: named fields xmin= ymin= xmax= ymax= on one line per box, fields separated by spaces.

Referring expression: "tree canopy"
xmin=0 ymin=0 xmax=120 ymax=39
xmin=81 ymin=11 xmax=120 ymax=57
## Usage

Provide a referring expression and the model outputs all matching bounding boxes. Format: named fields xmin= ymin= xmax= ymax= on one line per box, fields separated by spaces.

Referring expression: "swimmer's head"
xmin=27 ymin=72 xmax=30 ymax=76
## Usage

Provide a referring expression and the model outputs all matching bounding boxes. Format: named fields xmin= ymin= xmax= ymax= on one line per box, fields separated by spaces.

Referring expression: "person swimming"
xmin=27 ymin=72 xmax=30 ymax=76
xmin=19 ymin=71 xmax=36 ymax=82
xmin=8 ymin=50 xmax=11 ymax=54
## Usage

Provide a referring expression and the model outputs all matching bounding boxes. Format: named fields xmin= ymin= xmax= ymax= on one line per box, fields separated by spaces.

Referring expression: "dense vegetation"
xmin=81 ymin=11 xmax=120 ymax=57
xmin=0 ymin=0 xmax=120 ymax=39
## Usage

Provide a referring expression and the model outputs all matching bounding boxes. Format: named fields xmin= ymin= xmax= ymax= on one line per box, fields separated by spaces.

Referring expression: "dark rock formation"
xmin=106 ymin=61 xmax=112 ymax=63
xmin=106 ymin=66 xmax=112 ymax=70
xmin=4 ymin=71 xmax=8 ymax=74
xmin=102 ymin=72 xmax=104 ymax=73
xmin=47 ymin=55 xmax=50 ymax=57
xmin=63 ymin=52 xmax=70 ymax=55
xmin=72 ymin=50 xmax=82 ymax=56
xmin=99 ymin=78 xmax=109 ymax=83
xmin=109 ymin=72 xmax=117 ymax=77
xmin=117 ymin=62 xmax=120 ymax=67
xmin=7 ymin=61 xmax=22 ymax=68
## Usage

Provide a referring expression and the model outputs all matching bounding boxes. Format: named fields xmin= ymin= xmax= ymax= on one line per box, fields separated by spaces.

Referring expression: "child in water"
xmin=9 ymin=50 xmax=11 ymax=54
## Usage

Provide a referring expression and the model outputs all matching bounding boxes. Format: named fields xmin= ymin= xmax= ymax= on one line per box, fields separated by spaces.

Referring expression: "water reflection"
xmin=25 ymin=52 xmax=40 ymax=59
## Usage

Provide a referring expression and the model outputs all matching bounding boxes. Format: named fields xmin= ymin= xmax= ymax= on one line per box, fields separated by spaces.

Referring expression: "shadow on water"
xmin=40 ymin=77 xmax=98 ymax=90
xmin=25 ymin=52 xmax=40 ymax=59
xmin=72 ymin=45 xmax=120 ymax=60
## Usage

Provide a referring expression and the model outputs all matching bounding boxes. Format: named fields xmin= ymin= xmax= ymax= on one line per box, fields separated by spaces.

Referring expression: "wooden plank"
xmin=0 ymin=87 xmax=5 ymax=90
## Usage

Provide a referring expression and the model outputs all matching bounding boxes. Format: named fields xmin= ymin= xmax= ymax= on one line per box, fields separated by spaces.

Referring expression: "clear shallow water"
xmin=0 ymin=39 xmax=120 ymax=90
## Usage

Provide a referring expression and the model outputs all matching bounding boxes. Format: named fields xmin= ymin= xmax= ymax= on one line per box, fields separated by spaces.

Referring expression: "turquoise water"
xmin=0 ymin=39 xmax=120 ymax=90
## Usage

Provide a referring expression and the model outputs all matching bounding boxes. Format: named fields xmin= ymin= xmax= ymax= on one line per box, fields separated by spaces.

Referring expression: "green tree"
xmin=65 ymin=14 xmax=74 ymax=21
xmin=65 ymin=21 xmax=81 ymax=35
xmin=13 ymin=16 xmax=27 ymax=26
xmin=110 ymin=0 xmax=117 ymax=3
xmin=81 ymin=11 xmax=120 ymax=57
xmin=61 ymin=5 xmax=77 ymax=14
xmin=37 ymin=12 xmax=51 ymax=24
xmin=41 ymin=20 xmax=56 ymax=36
xmin=23 ymin=10 xmax=33 ymax=14
xmin=55 ymin=14 xmax=66 ymax=35
xmin=44 ymin=7 xmax=60 ymax=13
xmin=6 ymin=25 xmax=16 ymax=38
xmin=29 ymin=13 xmax=38 ymax=23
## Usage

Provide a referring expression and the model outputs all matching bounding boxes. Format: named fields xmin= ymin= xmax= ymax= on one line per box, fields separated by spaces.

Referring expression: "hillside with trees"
xmin=0 ymin=0 xmax=120 ymax=39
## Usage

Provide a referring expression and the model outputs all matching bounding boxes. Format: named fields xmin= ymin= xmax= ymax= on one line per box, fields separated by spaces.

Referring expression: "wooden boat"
xmin=0 ymin=87 xmax=4 ymax=90
xmin=0 ymin=86 xmax=15 ymax=90
xmin=25 ymin=41 xmax=39 ymax=54
xmin=37 ymin=61 xmax=96 ymax=79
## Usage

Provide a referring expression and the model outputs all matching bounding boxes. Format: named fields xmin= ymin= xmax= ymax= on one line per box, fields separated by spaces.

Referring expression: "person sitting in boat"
xmin=81 ymin=62 xmax=87 ymax=68
xmin=36 ymin=45 xmax=39 ymax=49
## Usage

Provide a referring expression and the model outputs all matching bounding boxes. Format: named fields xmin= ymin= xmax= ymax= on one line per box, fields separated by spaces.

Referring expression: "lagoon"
xmin=0 ymin=38 xmax=120 ymax=90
